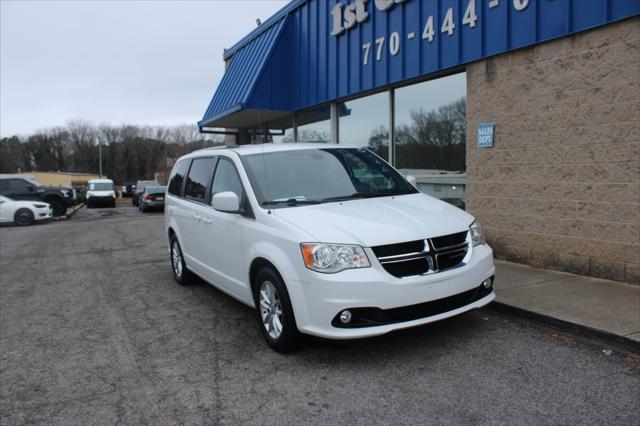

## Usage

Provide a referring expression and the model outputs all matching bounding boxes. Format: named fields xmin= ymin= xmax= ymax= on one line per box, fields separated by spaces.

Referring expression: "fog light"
xmin=482 ymin=278 xmax=492 ymax=289
xmin=339 ymin=310 xmax=352 ymax=324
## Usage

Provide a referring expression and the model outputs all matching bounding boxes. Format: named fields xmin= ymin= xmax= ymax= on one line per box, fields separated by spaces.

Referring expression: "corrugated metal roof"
xmin=223 ymin=0 xmax=304 ymax=61
xmin=198 ymin=17 xmax=288 ymax=128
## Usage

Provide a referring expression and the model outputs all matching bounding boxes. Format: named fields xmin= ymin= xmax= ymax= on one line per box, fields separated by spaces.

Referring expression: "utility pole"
xmin=98 ymin=137 xmax=103 ymax=178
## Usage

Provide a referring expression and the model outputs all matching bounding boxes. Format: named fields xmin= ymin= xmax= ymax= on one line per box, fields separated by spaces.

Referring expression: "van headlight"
xmin=300 ymin=243 xmax=370 ymax=273
xmin=470 ymin=220 xmax=485 ymax=246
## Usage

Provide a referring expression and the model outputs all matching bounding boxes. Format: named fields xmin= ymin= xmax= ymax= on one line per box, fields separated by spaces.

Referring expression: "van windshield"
xmin=241 ymin=148 xmax=418 ymax=208
xmin=89 ymin=182 xmax=113 ymax=191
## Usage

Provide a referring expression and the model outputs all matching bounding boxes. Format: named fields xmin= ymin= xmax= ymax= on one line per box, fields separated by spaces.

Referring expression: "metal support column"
xmin=388 ymin=89 xmax=395 ymax=166
xmin=330 ymin=103 xmax=339 ymax=144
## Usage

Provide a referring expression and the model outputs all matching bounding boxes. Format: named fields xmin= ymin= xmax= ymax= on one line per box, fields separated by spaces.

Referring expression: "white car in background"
xmin=0 ymin=195 xmax=53 ymax=226
xmin=86 ymin=178 xmax=116 ymax=208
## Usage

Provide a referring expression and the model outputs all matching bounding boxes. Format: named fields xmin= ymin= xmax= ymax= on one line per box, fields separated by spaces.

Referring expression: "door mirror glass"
xmin=211 ymin=191 xmax=240 ymax=213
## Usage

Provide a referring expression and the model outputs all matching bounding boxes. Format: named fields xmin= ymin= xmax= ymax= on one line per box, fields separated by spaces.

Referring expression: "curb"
xmin=485 ymin=301 xmax=640 ymax=356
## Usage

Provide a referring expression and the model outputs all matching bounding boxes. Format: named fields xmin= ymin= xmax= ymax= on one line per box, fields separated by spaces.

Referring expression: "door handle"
xmin=192 ymin=213 xmax=202 ymax=222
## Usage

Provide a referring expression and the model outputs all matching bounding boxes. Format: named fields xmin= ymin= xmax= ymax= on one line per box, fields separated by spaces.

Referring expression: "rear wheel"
xmin=170 ymin=235 xmax=194 ymax=285
xmin=14 ymin=208 xmax=34 ymax=226
xmin=253 ymin=267 xmax=303 ymax=352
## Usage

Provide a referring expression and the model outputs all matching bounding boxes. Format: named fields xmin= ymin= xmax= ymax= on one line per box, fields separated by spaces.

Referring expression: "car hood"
xmin=273 ymin=193 xmax=474 ymax=247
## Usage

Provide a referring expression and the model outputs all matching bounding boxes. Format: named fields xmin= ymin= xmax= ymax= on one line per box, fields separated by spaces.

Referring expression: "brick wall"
xmin=466 ymin=16 xmax=639 ymax=284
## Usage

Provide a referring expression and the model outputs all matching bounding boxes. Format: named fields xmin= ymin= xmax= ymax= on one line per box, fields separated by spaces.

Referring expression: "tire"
xmin=86 ymin=199 xmax=92 ymax=209
xmin=169 ymin=235 xmax=194 ymax=286
xmin=253 ymin=267 xmax=303 ymax=352
xmin=48 ymin=199 xmax=65 ymax=217
xmin=111 ymin=199 xmax=116 ymax=208
xmin=14 ymin=208 xmax=34 ymax=226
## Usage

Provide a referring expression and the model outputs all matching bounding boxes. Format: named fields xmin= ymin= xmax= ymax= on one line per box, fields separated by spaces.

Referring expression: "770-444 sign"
xmin=340 ymin=0 xmax=532 ymax=66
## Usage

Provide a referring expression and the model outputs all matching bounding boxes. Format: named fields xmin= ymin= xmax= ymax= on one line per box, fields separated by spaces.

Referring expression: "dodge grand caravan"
xmin=165 ymin=144 xmax=495 ymax=352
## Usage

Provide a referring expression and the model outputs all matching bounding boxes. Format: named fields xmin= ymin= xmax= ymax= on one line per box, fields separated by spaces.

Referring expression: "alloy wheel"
xmin=259 ymin=281 xmax=283 ymax=339
xmin=16 ymin=210 xmax=32 ymax=225
xmin=171 ymin=242 xmax=183 ymax=278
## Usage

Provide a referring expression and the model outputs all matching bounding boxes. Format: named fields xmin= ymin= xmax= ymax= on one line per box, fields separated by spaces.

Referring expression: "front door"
xmin=199 ymin=157 xmax=249 ymax=301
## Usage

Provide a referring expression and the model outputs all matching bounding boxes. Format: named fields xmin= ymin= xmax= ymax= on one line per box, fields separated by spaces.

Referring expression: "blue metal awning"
xmin=198 ymin=16 xmax=290 ymax=130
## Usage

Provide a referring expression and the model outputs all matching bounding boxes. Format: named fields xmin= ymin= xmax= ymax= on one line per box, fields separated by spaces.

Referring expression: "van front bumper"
xmin=289 ymin=243 xmax=495 ymax=339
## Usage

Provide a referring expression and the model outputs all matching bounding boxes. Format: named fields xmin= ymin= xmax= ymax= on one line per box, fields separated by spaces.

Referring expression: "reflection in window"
xmin=340 ymin=91 xmax=388 ymax=161
xmin=168 ymin=159 xmax=190 ymax=196
xmin=270 ymin=128 xmax=294 ymax=144
xmin=185 ymin=157 xmax=215 ymax=200
xmin=394 ymin=73 xmax=467 ymax=207
xmin=395 ymin=73 xmax=466 ymax=172
xmin=212 ymin=158 xmax=245 ymax=201
xmin=285 ymin=106 xmax=331 ymax=143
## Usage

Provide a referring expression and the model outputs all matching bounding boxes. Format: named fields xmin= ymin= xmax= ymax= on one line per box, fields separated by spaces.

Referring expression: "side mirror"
xmin=406 ymin=175 xmax=417 ymax=187
xmin=27 ymin=186 xmax=35 ymax=192
xmin=211 ymin=191 xmax=240 ymax=213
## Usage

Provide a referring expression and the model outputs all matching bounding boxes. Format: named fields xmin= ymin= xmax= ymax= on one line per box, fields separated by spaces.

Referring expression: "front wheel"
xmin=14 ymin=208 xmax=35 ymax=226
xmin=253 ymin=267 xmax=303 ymax=352
xmin=169 ymin=235 xmax=194 ymax=286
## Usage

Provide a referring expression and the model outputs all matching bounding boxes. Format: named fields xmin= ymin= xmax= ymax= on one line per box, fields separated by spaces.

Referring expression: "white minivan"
xmin=165 ymin=144 xmax=495 ymax=352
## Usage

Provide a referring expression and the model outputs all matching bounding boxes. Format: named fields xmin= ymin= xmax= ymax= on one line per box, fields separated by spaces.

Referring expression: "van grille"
xmin=372 ymin=231 xmax=469 ymax=278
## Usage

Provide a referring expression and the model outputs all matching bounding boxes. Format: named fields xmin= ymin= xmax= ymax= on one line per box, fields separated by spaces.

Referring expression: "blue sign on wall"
xmin=200 ymin=0 xmax=640 ymax=128
xmin=477 ymin=123 xmax=494 ymax=148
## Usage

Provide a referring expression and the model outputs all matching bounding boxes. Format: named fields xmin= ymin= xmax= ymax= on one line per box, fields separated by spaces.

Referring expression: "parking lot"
xmin=1 ymin=205 xmax=639 ymax=425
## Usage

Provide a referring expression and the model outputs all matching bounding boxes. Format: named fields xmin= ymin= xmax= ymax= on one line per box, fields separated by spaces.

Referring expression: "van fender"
xmin=246 ymin=241 xmax=311 ymax=327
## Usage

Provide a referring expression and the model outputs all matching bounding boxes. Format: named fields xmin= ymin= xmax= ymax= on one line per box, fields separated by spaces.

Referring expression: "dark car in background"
xmin=139 ymin=186 xmax=166 ymax=212
xmin=132 ymin=180 xmax=158 ymax=206
xmin=0 ymin=175 xmax=75 ymax=217
xmin=121 ymin=181 xmax=135 ymax=198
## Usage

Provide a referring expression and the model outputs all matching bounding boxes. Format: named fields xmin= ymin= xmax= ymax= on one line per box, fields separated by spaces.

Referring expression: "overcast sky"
xmin=0 ymin=0 xmax=287 ymax=137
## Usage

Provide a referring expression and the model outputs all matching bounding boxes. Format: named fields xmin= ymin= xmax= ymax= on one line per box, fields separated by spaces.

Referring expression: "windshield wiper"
xmin=320 ymin=193 xmax=372 ymax=202
xmin=322 ymin=190 xmax=416 ymax=203
xmin=261 ymin=198 xmax=321 ymax=206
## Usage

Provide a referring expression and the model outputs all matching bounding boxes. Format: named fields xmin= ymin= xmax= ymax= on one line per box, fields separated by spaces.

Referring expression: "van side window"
xmin=212 ymin=158 xmax=245 ymax=202
xmin=185 ymin=158 xmax=216 ymax=201
xmin=168 ymin=159 xmax=190 ymax=196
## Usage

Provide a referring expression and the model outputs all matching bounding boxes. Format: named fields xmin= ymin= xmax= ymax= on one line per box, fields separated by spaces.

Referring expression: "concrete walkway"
xmin=493 ymin=260 xmax=640 ymax=342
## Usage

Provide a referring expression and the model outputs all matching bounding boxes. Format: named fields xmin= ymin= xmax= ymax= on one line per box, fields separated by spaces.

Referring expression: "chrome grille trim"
xmin=372 ymin=231 xmax=470 ymax=278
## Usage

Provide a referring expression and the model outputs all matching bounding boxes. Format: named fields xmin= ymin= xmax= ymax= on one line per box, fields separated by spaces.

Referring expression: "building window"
xmin=339 ymin=91 xmax=389 ymax=161
xmin=393 ymin=73 xmax=467 ymax=205
xmin=290 ymin=105 xmax=331 ymax=143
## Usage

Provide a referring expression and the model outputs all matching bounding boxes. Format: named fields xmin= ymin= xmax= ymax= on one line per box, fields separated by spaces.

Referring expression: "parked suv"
xmin=132 ymin=180 xmax=158 ymax=206
xmin=164 ymin=144 xmax=494 ymax=352
xmin=0 ymin=175 xmax=75 ymax=217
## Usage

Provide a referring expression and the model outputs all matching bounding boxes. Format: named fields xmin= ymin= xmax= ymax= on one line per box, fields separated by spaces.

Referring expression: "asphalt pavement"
xmin=1 ymin=206 xmax=639 ymax=425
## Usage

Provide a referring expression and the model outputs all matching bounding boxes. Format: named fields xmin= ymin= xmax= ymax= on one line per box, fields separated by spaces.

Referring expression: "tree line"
xmin=368 ymin=97 xmax=466 ymax=171
xmin=0 ymin=121 xmax=224 ymax=184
